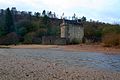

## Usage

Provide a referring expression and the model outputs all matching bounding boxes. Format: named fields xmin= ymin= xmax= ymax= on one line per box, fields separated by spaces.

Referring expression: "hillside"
xmin=0 ymin=7 xmax=120 ymax=47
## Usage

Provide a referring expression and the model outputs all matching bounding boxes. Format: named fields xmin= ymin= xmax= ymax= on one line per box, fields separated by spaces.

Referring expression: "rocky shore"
xmin=0 ymin=48 xmax=120 ymax=80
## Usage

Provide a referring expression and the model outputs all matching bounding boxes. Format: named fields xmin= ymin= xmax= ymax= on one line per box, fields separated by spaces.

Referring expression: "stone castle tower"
xmin=60 ymin=19 xmax=84 ymax=43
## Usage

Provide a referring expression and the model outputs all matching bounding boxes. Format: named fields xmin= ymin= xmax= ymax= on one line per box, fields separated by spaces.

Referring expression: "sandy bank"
xmin=0 ymin=44 xmax=120 ymax=54
xmin=60 ymin=44 xmax=120 ymax=54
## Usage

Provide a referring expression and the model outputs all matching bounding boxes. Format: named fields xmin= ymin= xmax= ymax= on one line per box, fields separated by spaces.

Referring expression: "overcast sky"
xmin=0 ymin=0 xmax=120 ymax=23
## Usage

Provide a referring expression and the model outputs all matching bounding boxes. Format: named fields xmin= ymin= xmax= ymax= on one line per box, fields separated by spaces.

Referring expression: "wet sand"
xmin=0 ymin=48 xmax=120 ymax=80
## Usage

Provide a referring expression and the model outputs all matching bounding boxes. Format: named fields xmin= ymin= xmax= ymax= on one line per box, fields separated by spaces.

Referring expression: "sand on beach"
xmin=60 ymin=44 xmax=120 ymax=54
xmin=1 ymin=44 xmax=120 ymax=54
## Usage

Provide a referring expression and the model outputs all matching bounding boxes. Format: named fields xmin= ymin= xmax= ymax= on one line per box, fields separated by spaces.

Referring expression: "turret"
xmin=60 ymin=19 xmax=68 ymax=38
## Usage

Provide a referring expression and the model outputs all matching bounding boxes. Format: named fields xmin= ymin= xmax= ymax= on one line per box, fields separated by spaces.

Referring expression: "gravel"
xmin=0 ymin=49 xmax=120 ymax=80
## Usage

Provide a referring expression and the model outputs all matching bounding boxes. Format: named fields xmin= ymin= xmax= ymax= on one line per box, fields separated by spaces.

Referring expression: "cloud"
xmin=0 ymin=0 xmax=120 ymax=23
xmin=41 ymin=0 xmax=118 ymax=11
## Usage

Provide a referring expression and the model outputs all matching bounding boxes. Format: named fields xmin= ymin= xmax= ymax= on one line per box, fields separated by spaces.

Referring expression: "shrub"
xmin=23 ymin=32 xmax=35 ymax=44
xmin=102 ymin=33 xmax=120 ymax=47
xmin=0 ymin=32 xmax=19 ymax=45
xmin=69 ymin=38 xmax=81 ymax=44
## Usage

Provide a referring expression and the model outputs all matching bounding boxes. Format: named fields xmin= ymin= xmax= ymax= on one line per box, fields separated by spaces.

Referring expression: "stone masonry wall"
xmin=68 ymin=24 xmax=84 ymax=42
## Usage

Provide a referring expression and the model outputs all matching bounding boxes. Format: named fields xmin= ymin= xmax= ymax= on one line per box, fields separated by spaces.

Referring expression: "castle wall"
xmin=60 ymin=20 xmax=84 ymax=44
xmin=61 ymin=25 xmax=68 ymax=38
xmin=68 ymin=24 xmax=84 ymax=42
xmin=42 ymin=36 xmax=67 ymax=45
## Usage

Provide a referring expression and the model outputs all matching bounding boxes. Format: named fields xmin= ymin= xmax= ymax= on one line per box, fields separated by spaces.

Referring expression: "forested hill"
xmin=0 ymin=7 xmax=120 ymax=47
xmin=0 ymin=7 xmax=63 ymax=44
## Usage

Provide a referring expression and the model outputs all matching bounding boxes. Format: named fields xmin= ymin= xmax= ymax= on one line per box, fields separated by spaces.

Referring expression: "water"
xmin=0 ymin=48 xmax=120 ymax=72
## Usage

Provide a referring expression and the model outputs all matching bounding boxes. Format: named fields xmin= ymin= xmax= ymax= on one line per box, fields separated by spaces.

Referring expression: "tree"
xmin=0 ymin=15 xmax=5 ymax=36
xmin=0 ymin=32 xmax=19 ymax=45
xmin=28 ymin=12 xmax=32 ymax=21
xmin=81 ymin=16 xmax=86 ymax=22
xmin=53 ymin=12 xmax=56 ymax=18
xmin=48 ymin=11 xmax=52 ymax=18
xmin=102 ymin=25 xmax=120 ymax=35
xmin=35 ymin=12 xmax=40 ymax=19
xmin=42 ymin=10 xmax=46 ymax=16
xmin=72 ymin=13 xmax=76 ymax=20
xmin=42 ymin=15 xmax=51 ymax=35
xmin=0 ymin=26 xmax=5 ymax=37
xmin=23 ymin=32 xmax=35 ymax=44
xmin=15 ymin=20 xmax=39 ymax=36
xmin=5 ymin=8 xmax=14 ymax=34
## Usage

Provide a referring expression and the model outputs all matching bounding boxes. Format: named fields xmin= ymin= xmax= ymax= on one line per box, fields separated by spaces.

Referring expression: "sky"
xmin=0 ymin=0 xmax=120 ymax=24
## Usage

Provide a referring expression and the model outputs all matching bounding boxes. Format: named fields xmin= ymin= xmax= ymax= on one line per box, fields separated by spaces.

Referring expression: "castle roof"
xmin=60 ymin=19 xmax=83 ymax=26
xmin=65 ymin=20 xmax=81 ymax=25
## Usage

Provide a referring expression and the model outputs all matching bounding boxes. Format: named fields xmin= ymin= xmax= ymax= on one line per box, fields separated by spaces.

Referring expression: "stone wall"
xmin=60 ymin=23 xmax=68 ymax=38
xmin=42 ymin=36 xmax=67 ymax=45
xmin=60 ymin=20 xmax=84 ymax=44
xmin=68 ymin=24 xmax=84 ymax=42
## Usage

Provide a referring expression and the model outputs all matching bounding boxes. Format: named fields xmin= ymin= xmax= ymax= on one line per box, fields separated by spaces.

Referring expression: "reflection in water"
xmin=1 ymin=48 xmax=120 ymax=72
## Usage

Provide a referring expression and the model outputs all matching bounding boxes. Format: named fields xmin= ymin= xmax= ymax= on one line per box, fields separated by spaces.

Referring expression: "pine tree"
xmin=5 ymin=8 xmax=14 ymax=34
xmin=42 ymin=10 xmax=46 ymax=16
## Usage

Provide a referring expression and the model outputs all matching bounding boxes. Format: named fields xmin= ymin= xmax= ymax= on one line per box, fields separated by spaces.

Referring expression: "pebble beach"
xmin=0 ymin=45 xmax=120 ymax=80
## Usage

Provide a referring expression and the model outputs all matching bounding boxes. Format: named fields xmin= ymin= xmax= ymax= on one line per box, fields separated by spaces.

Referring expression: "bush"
xmin=102 ymin=26 xmax=120 ymax=35
xmin=23 ymin=32 xmax=35 ymax=44
xmin=0 ymin=32 xmax=19 ymax=45
xmin=69 ymin=38 xmax=81 ymax=44
xmin=23 ymin=32 xmax=42 ymax=44
xmin=32 ymin=37 xmax=42 ymax=44
xmin=102 ymin=33 xmax=120 ymax=47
